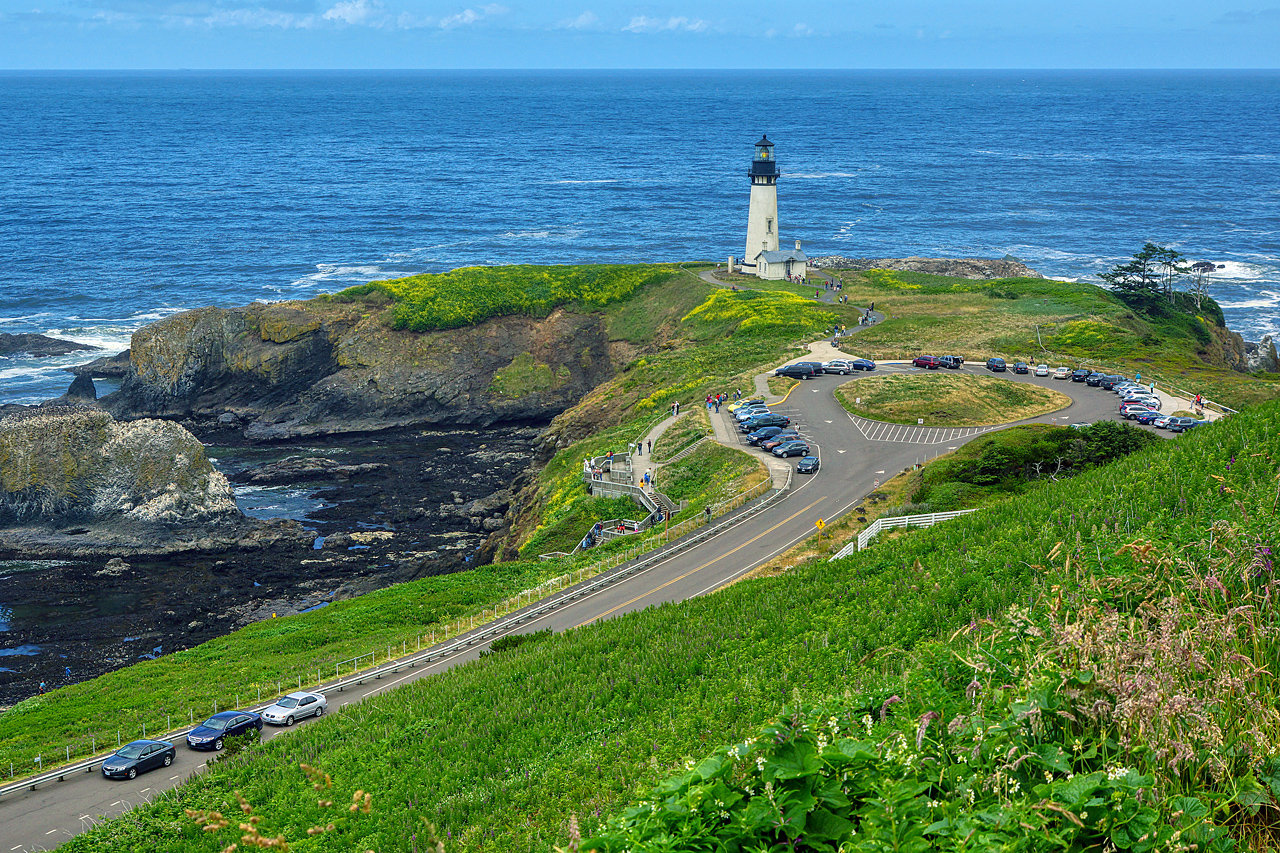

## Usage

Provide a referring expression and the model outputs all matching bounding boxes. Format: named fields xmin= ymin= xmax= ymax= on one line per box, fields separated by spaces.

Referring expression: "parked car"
xmin=1177 ymin=419 xmax=1209 ymax=433
xmin=848 ymin=358 xmax=876 ymax=371
xmin=775 ymin=363 xmax=816 ymax=380
xmin=1098 ymin=375 xmax=1128 ymax=390
xmin=796 ymin=361 xmax=826 ymax=375
xmin=1084 ymin=372 xmax=1104 ymax=387
xmin=796 ymin=455 xmax=820 ymax=474
xmin=1153 ymin=415 xmax=1174 ymax=429
xmin=187 ymin=710 xmax=263 ymax=751
xmin=760 ymin=431 xmax=800 ymax=451
xmin=734 ymin=404 xmax=769 ymax=421
xmin=986 ymin=357 xmax=1007 ymax=372
xmin=1013 ymin=362 xmax=1029 ymax=374
xmin=1035 ymin=364 xmax=1050 ymax=377
xmin=1071 ymin=369 xmax=1091 ymax=382
xmin=1135 ymin=410 xmax=1165 ymax=425
xmin=941 ymin=355 xmax=964 ymax=368
xmin=1120 ymin=405 xmax=1159 ymax=420
xmin=1068 ymin=423 xmax=1092 ymax=430
xmin=1053 ymin=367 xmax=1071 ymax=380
xmin=1167 ymin=417 xmax=1203 ymax=433
xmin=741 ymin=413 xmax=790 ymax=432
xmin=1121 ymin=395 xmax=1160 ymax=409
xmin=823 ymin=359 xmax=853 ymax=375
xmin=727 ymin=398 xmax=764 ymax=413
xmin=101 ymin=740 xmax=176 ymax=780
xmin=745 ymin=426 xmax=786 ymax=445
xmin=772 ymin=440 xmax=810 ymax=458
xmin=261 ymin=691 xmax=328 ymax=726
xmin=912 ymin=355 xmax=943 ymax=369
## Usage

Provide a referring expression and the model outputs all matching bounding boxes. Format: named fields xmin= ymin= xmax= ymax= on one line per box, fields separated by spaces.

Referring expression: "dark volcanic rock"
xmin=0 ymin=332 xmax=98 ymax=357
xmin=42 ymin=372 xmax=97 ymax=406
xmin=105 ymin=300 xmax=616 ymax=439
xmin=66 ymin=349 xmax=132 ymax=378
xmin=241 ymin=456 xmax=388 ymax=485
xmin=810 ymin=256 xmax=1044 ymax=279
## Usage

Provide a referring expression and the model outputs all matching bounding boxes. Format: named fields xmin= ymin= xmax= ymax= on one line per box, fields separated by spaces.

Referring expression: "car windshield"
xmin=200 ymin=717 xmax=229 ymax=730
xmin=276 ymin=697 xmax=300 ymax=708
xmin=116 ymin=743 xmax=147 ymax=759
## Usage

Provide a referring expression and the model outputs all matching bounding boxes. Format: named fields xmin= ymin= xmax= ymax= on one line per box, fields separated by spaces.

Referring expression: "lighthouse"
xmin=741 ymin=136 xmax=808 ymax=281
xmin=744 ymin=135 xmax=780 ymax=266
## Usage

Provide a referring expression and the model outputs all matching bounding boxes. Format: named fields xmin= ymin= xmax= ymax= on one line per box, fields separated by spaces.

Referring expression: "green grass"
xmin=62 ymin=401 xmax=1280 ymax=853
xmin=649 ymin=409 xmax=711 ymax=462
xmin=335 ymin=264 xmax=678 ymax=332
xmin=834 ymin=373 xmax=1071 ymax=426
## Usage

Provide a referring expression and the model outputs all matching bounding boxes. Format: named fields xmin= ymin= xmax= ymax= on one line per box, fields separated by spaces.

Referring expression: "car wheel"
xmin=214 ymin=738 xmax=224 ymax=751
xmin=315 ymin=706 xmax=324 ymax=717
xmin=127 ymin=768 xmax=137 ymax=780
xmin=163 ymin=754 xmax=173 ymax=767
xmin=286 ymin=715 xmax=295 ymax=726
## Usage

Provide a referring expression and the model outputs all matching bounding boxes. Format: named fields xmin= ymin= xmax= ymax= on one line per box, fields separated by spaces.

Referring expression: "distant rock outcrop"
xmin=66 ymin=350 xmax=132 ymax=378
xmin=1246 ymin=335 xmax=1280 ymax=373
xmin=0 ymin=333 xmax=98 ymax=358
xmin=0 ymin=407 xmax=308 ymax=556
xmin=105 ymin=300 xmax=615 ymax=439
xmin=810 ymin=256 xmax=1044 ymax=280
xmin=0 ymin=407 xmax=237 ymax=524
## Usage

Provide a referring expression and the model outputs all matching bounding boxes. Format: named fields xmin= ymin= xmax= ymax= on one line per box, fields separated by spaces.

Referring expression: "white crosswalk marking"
xmin=846 ymin=414 xmax=997 ymax=444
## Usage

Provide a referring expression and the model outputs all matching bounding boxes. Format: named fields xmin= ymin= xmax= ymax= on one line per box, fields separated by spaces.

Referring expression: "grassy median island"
xmin=835 ymin=372 xmax=1072 ymax=426
xmin=63 ymin=401 xmax=1280 ymax=853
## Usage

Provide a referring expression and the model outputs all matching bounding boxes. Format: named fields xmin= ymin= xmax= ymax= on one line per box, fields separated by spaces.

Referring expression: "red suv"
xmin=912 ymin=356 xmax=942 ymax=369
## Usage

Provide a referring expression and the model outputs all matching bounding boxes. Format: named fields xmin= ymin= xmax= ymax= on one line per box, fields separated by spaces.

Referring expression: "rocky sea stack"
xmin=0 ymin=407 xmax=303 ymax=555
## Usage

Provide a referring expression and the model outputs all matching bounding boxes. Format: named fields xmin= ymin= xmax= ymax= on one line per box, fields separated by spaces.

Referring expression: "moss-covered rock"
xmin=0 ymin=407 xmax=237 ymax=524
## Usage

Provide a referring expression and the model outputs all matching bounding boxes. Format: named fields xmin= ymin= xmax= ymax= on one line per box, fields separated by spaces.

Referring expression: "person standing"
xmin=647 ymin=438 xmax=652 ymax=454
xmin=39 ymin=681 xmax=46 ymax=694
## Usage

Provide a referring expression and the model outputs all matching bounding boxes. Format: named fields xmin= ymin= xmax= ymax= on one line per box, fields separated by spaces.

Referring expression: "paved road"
xmin=0 ymin=365 xmax=1147 ymax=852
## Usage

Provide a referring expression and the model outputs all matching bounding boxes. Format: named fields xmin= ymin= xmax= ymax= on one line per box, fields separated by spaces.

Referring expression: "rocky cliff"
xmin=105 ymin=299 xmax=615 ymax=439
xmin=0 ymin=407 xmax=305 ymax=556
xmin=0 ymin=407 xmax=237 ymax=524
xmin=810 ymin=256 xmax=1044 ymax=279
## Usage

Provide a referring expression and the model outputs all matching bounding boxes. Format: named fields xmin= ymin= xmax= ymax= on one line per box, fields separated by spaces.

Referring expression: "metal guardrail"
xmin=829 ymin=509 xmax=979 ymax=561
xmin=661 ymin=435 xmax=710 ymax=464
xmin=0 ymin=468 xmax=794 ymax=800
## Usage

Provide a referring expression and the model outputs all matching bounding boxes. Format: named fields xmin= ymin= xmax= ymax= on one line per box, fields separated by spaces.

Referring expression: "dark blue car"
xmin=101 ymin=739 xmax=175 ymax=779
xmin=186 ymin=710 xmax=263 ymax=751
xmin=746 ymin=426 xmax=786 ymax=445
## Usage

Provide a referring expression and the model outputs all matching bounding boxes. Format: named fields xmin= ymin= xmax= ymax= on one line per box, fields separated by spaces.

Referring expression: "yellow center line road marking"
xmin=575 ymin=496 xmax=827 ymax=628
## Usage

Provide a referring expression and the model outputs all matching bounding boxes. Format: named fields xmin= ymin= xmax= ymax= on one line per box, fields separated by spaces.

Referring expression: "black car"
xmin=796 ymin=361 xmax=826 ymax=375
xmin=101 ymin=739 xmax=176 ymax=780
xmin=849 ymin=358 xmax=876 ymax=371
xmin=985 ymin=357 xmax=1007 ymax=372
xmin=741 ymin=413 xmax=790 ymax=432
xmin=796 ymin=455 xmax=820 ymax=473
xmin=1099 ymin=375 xmax=1129 ymax=390
xmin=1071 ymin=369 xmax=1091 ymax=382
xmin=187 ymin=710 xmax=263 ymax=751
xmin=1084 ymin=373 xmax=1106 ymax=387
xmin=746 ymin=426 xmax=786 ymax=445
xmin=772 ymin=440 xmax=810 ymax=458
xmin=1013 ymin=362 xmax=1029 ymax=374
xmin=938 ymin=356 xmax=963 ymax=369
xmin=775 ymin=363 xmax=816 ymax=380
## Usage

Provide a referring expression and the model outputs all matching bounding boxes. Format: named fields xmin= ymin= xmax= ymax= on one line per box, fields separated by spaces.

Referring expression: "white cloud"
xmin=439 ymin=3 xmax=504 ymax=28
xmin=557 ymin=9 xmax=597 ymax=29
xmin=792 ymin=22 xmax=812 ymax=35
xmin=202 ymin=6 xmax=317 ymax=27
xmin=321 ymin=0 xmax=381 ymax=25
xmin=623 ymin=14 xmax=707 ymax=33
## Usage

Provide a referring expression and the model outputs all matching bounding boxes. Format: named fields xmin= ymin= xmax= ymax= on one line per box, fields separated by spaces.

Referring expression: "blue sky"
xmin=2 ymin=0 xmax=1278 ymax=68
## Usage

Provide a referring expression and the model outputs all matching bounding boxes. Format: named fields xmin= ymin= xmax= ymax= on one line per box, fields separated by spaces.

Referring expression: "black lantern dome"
xmin=750 ymin=135 xmax=778 ymax=180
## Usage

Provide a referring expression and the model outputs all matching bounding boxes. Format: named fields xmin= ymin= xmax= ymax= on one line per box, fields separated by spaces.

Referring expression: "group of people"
xmin=706 ymin=391 xmax=732 ymax=413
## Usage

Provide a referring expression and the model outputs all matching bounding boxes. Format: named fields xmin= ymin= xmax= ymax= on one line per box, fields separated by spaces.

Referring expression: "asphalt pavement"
xmin=0 ymin=363 xmax=1152 ymax=852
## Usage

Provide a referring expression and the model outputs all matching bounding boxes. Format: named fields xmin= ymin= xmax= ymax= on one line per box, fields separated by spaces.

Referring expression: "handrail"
xmin=663 ymin=435 xmax=710 ymax=463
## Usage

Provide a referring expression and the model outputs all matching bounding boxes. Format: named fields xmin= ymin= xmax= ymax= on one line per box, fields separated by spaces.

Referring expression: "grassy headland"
xmin=63 ymin=399 xmax=1280 ymax=853
xmin=13 ymin=263 xmax=1280 ymax=852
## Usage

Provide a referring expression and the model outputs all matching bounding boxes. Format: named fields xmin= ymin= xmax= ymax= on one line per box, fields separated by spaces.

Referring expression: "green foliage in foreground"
xmin=337 ymin=264 xmax=677 ymax=331
xmin=912 ymin=422 xmax=1160 ymax=511
xmin=64 ymin=402 xmax=1280 ymax=853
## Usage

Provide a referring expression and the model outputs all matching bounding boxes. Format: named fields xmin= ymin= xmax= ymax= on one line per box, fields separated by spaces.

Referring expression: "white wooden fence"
xmin=829 ymin=509 xmax=978 ymax=561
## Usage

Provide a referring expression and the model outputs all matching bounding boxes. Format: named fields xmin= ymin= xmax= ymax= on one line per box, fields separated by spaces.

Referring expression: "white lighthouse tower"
xmin=744 ymin=135 xmax=780 ymax=268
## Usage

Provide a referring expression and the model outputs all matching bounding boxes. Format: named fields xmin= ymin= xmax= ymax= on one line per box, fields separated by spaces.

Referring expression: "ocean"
xmin=2 ymin=70 xmax=1278 ymax=406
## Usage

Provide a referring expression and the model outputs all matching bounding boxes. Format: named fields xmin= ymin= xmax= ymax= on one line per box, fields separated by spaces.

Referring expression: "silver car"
xmin=823 ymin=359 xmax=853 ymax=375
xmin=261 ymin=690 xmax=328 ymax=726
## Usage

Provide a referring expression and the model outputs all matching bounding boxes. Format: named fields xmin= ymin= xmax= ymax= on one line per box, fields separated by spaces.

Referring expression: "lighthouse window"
xmin=766 ymin=218 xmax=773 ymax=234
